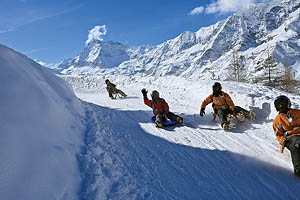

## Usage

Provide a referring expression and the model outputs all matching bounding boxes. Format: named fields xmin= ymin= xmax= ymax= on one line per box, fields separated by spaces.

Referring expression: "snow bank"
xmin=0 ymin=45 xmax=84 ymax=200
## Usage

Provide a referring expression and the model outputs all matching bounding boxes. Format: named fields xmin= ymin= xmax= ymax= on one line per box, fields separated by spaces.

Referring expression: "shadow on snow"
xmin=79 ymin=102 xmax=300 ymax=200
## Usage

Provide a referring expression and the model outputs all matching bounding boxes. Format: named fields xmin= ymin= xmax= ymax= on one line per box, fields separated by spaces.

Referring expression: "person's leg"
xmin=217 ymin=109 xmax=227 ymax=126
xmin=108 ymin=88 xmax=115 ymax=99
xmin=165 ymin=112 xmax=183 ymax=124
xmin=155 ymin=113 xmax=164 ymax=127
xmin=116 ymin=89 xmax=127 ymax=97
xmin=286 ymin=135 xmax=300 ymax=177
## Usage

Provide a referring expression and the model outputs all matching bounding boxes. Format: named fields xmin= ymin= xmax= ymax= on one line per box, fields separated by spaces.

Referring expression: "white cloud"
xmin=205 ymin=0 xmax=256 ymax=14
xmin=86 ymin=25 xmax=107 ymax=45
xmin=189 ymin=6 xmax=205 ymax=15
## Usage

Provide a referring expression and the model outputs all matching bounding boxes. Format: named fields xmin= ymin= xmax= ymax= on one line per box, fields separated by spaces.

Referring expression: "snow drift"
xmin=0 ymin=44 xmax=84 ymax=200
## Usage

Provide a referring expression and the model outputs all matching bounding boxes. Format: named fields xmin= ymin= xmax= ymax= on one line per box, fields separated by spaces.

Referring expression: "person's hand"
xmin=200 ymin=108 xmax=205 ymax=117
xmin=141 ymin=88 xmax=147 ymax=96
xmin=230 ymin=106 xmax=235 ymax=111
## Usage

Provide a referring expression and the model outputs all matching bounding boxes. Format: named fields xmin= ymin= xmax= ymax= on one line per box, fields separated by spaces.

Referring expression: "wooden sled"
xmin=211 ymin=111 xmax=246 ymax=123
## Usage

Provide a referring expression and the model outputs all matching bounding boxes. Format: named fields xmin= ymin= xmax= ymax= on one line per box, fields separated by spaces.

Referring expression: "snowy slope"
xmin=0 ymin=44 xmax=84 ymax=200
xmin=63 ymin=75 xmax=300 ymax=199
xmin=54 ymin=0 xmax=300 ymax=81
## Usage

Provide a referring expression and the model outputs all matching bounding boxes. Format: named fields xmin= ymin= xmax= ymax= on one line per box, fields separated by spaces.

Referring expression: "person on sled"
xmin=105 ymin=79 xmax=127 ymax=99
xmin=141 ymin=88 xmax=183 ymax=128
xmin=200 ymin=82 xmax=255 ymax=130
xmin=273 ymin=95 xmax=300 ymax=178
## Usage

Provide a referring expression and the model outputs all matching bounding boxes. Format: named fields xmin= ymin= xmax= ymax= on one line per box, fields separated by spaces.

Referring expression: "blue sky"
xmin=0 ymin=0 xmax=266 ymax=65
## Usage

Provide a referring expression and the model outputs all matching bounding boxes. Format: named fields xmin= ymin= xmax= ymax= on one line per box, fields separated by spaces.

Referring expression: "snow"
xmin=0 ymin=44 xmax=85 ymax=200
xmin=2 ymin=0 xmax=300 ymax=199
xmin=2 ymin=41 xmax=300 ymax=199
xmin=62 ymin=75 xmax=300 ymax=199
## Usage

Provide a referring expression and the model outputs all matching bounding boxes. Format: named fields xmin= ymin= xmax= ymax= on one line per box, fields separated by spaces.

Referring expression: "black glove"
xmin=141 ymin=88 xmax=148 ymax=97
xmin=200 ymin=108 xmax=205 ymax=117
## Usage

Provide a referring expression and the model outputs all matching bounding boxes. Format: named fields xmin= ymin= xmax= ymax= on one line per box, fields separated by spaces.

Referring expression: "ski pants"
xmin=286 ymin=135 xmax=300 ymax=175
xmin=214 ymin=106 xmax=250 ymax=125
xmin=156 ymin=112 xmax=180 ymax=124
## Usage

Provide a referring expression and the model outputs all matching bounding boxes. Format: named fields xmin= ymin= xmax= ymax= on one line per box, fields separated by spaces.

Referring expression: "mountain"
xmin=53 ymin=40 xmax=131 ymax=75
xmin=53 ymin=0 xmax=300 ymax=80
xmin=0 ymin=44 xmax=84 ymax=200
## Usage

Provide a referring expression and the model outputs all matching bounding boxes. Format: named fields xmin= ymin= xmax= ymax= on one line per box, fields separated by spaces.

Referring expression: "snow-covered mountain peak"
xmin=53 ymin=0 xmax=300 ymax=81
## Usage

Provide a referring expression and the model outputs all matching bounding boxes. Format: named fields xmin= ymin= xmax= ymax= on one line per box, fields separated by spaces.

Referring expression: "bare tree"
xmin=227 ymin=51 xmax=246 ymax=82
xmin=278 ymin=62 xmax=299 ymax=93
xmin=262 ymin=50 xmax=282 ymax=87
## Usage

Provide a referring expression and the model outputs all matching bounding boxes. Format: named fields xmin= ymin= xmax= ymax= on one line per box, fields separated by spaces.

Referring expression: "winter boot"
xmin=155 ymin=122 xmax=164 ymax=128
xmin=294 ymin=168 xmax=300 ymax=179
xmin=249 ymin=110 xmax=256 ymax=120
xmin=176 ymin=116 xmax=183 ymax=124
xmin=222 ymin=122 xmax=230 ymax=130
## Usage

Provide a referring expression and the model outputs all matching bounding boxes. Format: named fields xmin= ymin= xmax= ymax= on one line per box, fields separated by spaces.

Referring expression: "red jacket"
xmin=144 ymin=98 xmax=169 ymax=116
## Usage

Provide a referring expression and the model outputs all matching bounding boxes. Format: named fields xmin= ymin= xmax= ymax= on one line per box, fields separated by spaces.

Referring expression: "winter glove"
xmin=200 ymin=108 xmax=205 ymax=117
xmin=141 ymin=88 xmax=148 ymax=97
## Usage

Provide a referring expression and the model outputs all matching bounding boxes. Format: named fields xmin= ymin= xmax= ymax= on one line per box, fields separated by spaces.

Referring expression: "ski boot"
xmin=155 ymin=121 xmax=164 ymax=128
xmin=249 ymin=110 xmax=256 ymax=120
xmin=176 ymin=116 xmax=183 ymax=124
xmin=294 ymin=169 xmax=300 ymax=179
xmin=222 ymin=122 xmax=230 ymax=131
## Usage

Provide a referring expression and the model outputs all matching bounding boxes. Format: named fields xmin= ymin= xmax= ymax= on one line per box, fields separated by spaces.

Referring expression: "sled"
xmin=151 ymin=116 xmax=177 ymax=127
xmin=211 ymin=112 xmax=246 ymax=123
xmin=211 ymin=112 xmax=245 ymax=131
xmin=111 ymin=92 xmax=127 ymax=99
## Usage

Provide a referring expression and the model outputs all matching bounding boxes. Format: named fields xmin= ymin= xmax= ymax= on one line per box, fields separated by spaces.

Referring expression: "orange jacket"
xmin=273 ymin=109 xmax=300 ymax=145
xmin=201 ymin=91 xmax=235 ymax=111
xmin=144 ymin=98 xmax=169 ymax=116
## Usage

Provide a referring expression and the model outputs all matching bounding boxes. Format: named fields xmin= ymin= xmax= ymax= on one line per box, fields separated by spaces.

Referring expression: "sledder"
xmin=273 ymin=95 xmax=300 ymax=178
xmin=105 ymin=79 xmax=127 ymax=99
xmin=141 ymin=88 xmax=183 ymax=128
xmin=200 ymin=82 xmax=255 ymax=130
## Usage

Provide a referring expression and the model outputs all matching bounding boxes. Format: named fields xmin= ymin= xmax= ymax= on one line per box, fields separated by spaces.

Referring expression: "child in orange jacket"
xmin=273 ymin=95 xmax=300 ymax=178
xmin=200 ymin=82 xmax=255 ymax=130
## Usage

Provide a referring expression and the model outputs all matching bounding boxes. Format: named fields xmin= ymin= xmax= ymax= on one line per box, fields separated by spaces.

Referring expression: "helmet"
xmin=105 ymin=79 xmax=110 ymax=84
xmin=212 ymin=82 xmax=222 ymax=92
xmin=151 ymin=90 xmax=159 ymax=98
xmin=274 ymin=95 xmax=291 ymax=113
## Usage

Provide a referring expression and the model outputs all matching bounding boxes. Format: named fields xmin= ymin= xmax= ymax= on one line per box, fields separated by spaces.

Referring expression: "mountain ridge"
xmin=53 ymin=0 xmax=300 ymax=81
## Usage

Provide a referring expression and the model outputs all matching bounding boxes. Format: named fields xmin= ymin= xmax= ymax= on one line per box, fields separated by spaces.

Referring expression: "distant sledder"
xmin=105 ymin=79 xmax=127 ymax=99
xmin=200 ymin=82 xmax=255 ymax=130
xmin=273 ymin=95 xmax=300 ymax=179
xmin=141 ymin=88 xmax=183 ymax=128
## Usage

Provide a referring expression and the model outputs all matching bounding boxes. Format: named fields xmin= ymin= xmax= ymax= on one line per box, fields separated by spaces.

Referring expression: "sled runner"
xmin=211 ymin=112 xmax=246 ymax=123
xmin=111 ymin=92 xmax=127 ymax=99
